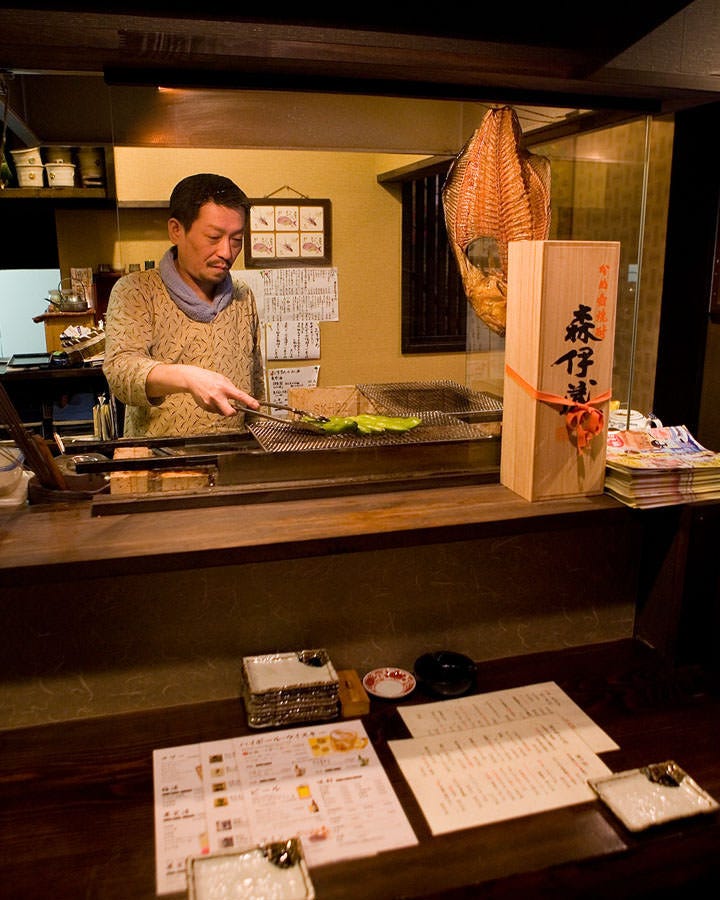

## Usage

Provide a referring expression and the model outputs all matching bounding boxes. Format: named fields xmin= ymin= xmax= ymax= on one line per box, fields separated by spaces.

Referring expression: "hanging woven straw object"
xmin=442 ymin=105 xmax=551 ymax=336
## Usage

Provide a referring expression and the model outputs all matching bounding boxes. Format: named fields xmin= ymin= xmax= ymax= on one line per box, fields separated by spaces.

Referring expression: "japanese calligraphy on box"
xmin=501 ymin=240 xmax=620 ymax=501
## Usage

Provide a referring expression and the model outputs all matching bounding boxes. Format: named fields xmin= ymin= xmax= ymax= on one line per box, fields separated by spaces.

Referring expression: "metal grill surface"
xmin=248 ymin=411 xmax=495 ymax=453
xmin=356 ymin=380 xmax=502 ymax=419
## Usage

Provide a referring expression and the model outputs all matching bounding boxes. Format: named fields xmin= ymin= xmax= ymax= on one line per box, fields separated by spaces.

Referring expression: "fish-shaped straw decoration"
xmin=442 ymin=105 xmax=551 ymax=336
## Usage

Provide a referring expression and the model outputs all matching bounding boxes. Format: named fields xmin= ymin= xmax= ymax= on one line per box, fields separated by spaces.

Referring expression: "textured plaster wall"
xmin=0 ymin=519 xmax=640 ymax=731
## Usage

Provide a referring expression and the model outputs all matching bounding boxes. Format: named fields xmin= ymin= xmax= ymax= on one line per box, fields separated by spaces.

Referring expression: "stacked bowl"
xmin=10 ymin=146 xmax=44 ymax=187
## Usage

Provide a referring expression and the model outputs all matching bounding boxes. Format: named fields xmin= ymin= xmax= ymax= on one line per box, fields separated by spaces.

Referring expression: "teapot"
xmin=47 ymin=280 xmax=89 ymax=312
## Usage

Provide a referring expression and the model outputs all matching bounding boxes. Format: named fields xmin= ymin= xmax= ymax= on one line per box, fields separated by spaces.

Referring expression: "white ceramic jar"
xmin=10 ymin=146 xmax=42 ymax=167
xmin=16 ymin=164 xmax=45 ymax=186
xmin=45 ymin=162 xmax=76 ymax=187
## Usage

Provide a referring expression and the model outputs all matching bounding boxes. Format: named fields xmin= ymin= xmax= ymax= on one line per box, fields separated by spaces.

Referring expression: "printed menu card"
xmin=391 ymin=681 xmax=617 ymax=835
xmin=153 ymin=720 xmax=417 ymax=895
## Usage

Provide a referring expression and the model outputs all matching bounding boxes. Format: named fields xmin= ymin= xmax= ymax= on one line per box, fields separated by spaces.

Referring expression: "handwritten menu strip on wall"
xmin=239 ymin=268 xmax=339 ymax=323
xmin=264 ymin=321 xmax=321 ymax=361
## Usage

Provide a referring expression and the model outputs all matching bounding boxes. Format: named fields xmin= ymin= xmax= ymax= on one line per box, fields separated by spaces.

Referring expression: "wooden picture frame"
xmin=243 ymin=198 xmax=331 ymax=268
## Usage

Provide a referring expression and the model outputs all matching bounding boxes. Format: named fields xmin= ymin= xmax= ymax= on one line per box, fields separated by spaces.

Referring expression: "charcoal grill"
xmin=356 ymin=380 xmax=502 ymax=420
xmin=81 ymin=381 xmax=503 ymax=514
xmin=247 ymin=410 xmax=493 ymax=452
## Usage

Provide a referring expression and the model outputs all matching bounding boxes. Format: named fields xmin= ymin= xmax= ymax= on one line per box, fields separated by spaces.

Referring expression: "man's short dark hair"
xmin=169 ymin=174 xmax=250 ymax=230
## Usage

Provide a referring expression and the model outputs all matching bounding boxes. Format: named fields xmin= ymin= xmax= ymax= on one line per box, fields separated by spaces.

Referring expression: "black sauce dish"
xmin=414 ymin=650 xmax=477 ymax=698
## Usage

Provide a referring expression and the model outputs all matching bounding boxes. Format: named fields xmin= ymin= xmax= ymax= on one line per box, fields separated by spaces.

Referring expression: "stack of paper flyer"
xmin=605 ymin=425 xmax=720 ymax=508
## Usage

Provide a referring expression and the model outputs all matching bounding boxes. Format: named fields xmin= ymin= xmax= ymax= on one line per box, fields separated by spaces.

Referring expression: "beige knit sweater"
xmin=103 ymin=269 xmax=265 ymax=437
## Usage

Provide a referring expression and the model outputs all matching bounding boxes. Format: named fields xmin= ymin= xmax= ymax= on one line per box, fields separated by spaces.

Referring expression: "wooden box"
xmin=500 ymin=240 xmax=620 ymax=501
xmin=287 ymin=385 xmax=379 ymax=418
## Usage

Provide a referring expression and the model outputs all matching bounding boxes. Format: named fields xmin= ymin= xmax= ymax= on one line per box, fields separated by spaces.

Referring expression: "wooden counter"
xmin=2 ymin=479 xmax=715 ymax=733
xmin=1 ymin=639 xmax=718 ymax=899
xmin=0 ymin=482 xmax=630 ymax=583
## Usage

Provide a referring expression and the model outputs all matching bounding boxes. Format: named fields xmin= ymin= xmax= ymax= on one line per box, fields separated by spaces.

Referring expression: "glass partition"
xmin=530 ymin=115 xmax=671 ymax=421
xmin=40 ymin=82 xmax=672 ymax=446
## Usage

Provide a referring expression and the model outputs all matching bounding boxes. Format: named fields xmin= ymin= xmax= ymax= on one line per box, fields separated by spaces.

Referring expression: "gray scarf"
xmin=159 ymin=247 xmax=233 ymax=323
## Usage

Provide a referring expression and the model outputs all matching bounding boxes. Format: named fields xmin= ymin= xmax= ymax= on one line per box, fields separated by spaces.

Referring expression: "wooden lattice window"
xmin=399 ymin=168 xmax=467 ymax=354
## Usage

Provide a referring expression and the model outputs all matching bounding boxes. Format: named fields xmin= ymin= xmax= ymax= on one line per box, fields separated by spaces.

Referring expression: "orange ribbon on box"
xmin=505 ymin=365 xmax=611 ymax=453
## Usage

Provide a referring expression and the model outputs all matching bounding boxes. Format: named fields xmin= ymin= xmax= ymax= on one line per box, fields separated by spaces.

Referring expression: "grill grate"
xmin=248 ymin=410 xmax=495 ymax=453
xmin=356 ymin=380 xmax=502 ymax=419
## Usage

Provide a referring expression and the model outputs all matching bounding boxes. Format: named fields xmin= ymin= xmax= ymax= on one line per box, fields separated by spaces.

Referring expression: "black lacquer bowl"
xmin=414 ymin=650 xmax=477 ymax=698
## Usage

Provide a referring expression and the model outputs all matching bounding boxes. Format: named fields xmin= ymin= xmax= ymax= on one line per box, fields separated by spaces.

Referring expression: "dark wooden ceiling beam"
xmin=0 ymin=5 xmax=716 ymax=114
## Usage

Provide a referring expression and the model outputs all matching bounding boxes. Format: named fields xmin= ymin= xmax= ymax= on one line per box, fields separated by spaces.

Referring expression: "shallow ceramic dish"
xmin=241 ymin=649 xmax=340 ymax=729
xmin=589 ymin=761 xmax=719 ymax=832
xmin=414 ymin=650 xmax=477 ymax=698
xmin=187 ymin=838 xmax=315 ymax=900
xmin=362 ymin=667 xmax=416 ymax=699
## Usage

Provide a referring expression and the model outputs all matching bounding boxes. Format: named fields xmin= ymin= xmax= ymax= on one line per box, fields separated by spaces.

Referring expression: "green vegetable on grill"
xmin=354 ymin=414 xmax=422 ymax=434
xmin=311 ymin=416 xmax=358 ymax=434
xmin=302 ymin=414 xmax=422 ymax=435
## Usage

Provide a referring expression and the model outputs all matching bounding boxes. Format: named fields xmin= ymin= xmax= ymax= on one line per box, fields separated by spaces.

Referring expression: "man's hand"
xmin=146 ymin=363 xmax=260 ymax=417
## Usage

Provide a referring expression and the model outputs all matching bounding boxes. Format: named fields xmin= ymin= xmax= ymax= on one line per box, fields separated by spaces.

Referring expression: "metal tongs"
xmin=230 ymin=400 xmax=329 ymax=434
xmin=258 ymin=401 xmax=330 ymax=422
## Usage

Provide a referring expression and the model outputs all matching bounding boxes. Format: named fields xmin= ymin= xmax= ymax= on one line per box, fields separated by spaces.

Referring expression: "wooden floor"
xmin=1 ymin=639 xmax=718 ymax=899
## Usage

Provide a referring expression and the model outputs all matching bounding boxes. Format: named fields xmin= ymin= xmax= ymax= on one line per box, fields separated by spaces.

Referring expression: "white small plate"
xmin=589 ymin=761 xmax=719 ymax=831
xmin=363 ymin=667 xmax=416 ymax=699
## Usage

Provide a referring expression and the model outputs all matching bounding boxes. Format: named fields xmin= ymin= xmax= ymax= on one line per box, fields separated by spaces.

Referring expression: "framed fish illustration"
xmin=244 ymin=198 xmax=332 ymax=268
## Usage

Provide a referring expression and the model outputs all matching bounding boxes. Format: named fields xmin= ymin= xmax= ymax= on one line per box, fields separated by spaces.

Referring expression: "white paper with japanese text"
xmin=264 ymin=320 xmax=321 ymax=360
xmin=266 ymin=365 xmax=320 ymax=407
xmin=389 ymin=713 xmax=612 ymax=835
xmin=153 ymin=720 xmax=416 ymax=895
xmin=239 ymin=268 xmax=338 ymax=322
xmin=399 ymin=681 xmax=618 ymax=753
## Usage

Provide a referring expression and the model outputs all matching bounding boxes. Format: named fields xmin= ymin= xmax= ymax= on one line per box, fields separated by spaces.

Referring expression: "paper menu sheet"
xmin=391 ymin=682 xmax=617 ymax=837
xmin=240 ymin=267 xmax=339 ymax=322
xmin=398 ymin=681 xmax=619 ymax=753
xmin=389 ymin=713 xmax=613 ymax=836
xmin=267 ymin=365 xmax=320 ymax=407
xmin=264 ymin=321 xmax=321 ymax=360
xmin=153 ymin=720 xmax=417 ymax=896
